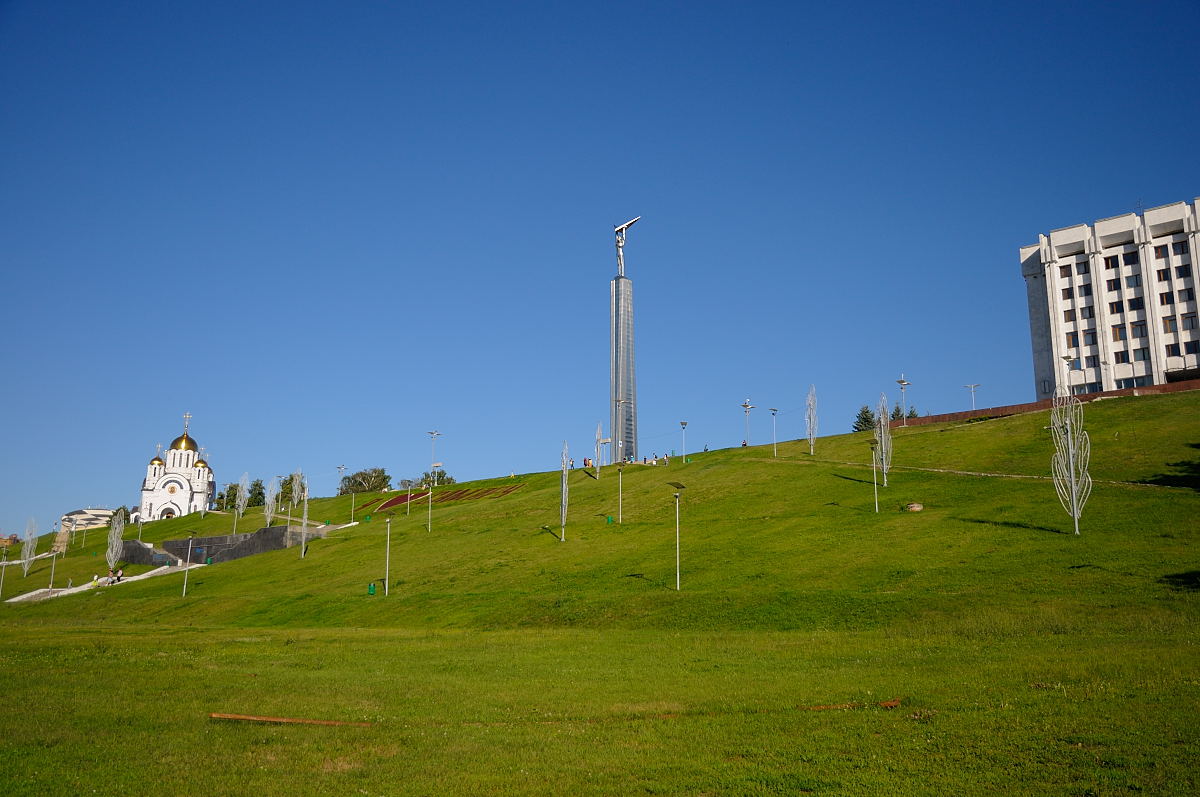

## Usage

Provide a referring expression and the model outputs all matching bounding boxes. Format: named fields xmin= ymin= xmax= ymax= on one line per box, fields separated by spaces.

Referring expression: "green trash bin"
xmin=368 ymin=582 xmax=376 ymax=596
xmin=606 ymin=515 xmax=613 ymax=524
xmin=205 ymin=557 xmax=212 ymax=565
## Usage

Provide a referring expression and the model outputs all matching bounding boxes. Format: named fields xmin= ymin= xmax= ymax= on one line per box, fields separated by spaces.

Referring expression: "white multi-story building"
xmin=1020 ymin=199 xmax=1199 ymax=400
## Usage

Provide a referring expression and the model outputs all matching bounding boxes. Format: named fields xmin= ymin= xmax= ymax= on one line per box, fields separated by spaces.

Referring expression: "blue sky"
xmin=2 ymin=0 xmax=1197 ymax=534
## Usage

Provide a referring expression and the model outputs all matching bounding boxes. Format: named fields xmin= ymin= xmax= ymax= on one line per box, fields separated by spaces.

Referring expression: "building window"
xmin=1131 ymin=321 xmax=1147 ymax=338
xmin=1079 ymin=305 xmax=1095 ymax=319
xmin=1109 ymin=301 xmax=1124 ymax=314
xmin=1066 ymin=331 xmax=1079 ymax=347
xmin=1183 ymin=313 xmax=1198 ymax=330
xmin=1106 ymin=278 xmax=1120 ymax=291
xmin=1157 ymin=268 xmax=1171 ymax=281
xmin=1125 ymin=274 xmax=1141 ymax=288
xmin=1181 ymin=288 xmax=1195 ymax=302
xmin=1128 ymin=297 xmax=1144 ymax=311
xmin=1123 ymin=251 xmax=1139 ymax=265
xmin=1165 ymin=343 xmax=1181 ymax=357
xmin=1084 ymin=354 xmax=1100 ymax=368
xmin=1155 ymin=245 xmax=1169 ymax=259
xmin=1160 ymin=292 xmax=1175 ymax=305
xmin=1186 ymin=340 xmax=1199 ymax=355
xmin=1068 ymin=357 xmax=1081 ymax=370
xmin=1116 ymin=376 xmax=1151 ymax=388
xmin=1164 ymin=316 xmax=1178 ymax=333
xmin=1104 ymin=255 xmax=1119 ymax=269
xmin=1083 ymin=328 xmax=1097 ymax=345
xmin=1063 ymin=309 xmax=1076 ymax=322
xmin=1079 ymin=283 xmax=1092 ymax=297
xmin=1076 ymin=262 xmax=1090 ymax=275
xmin=1178 ymin=265 xmax=1192 ymax=278
xmin=1173 ymin=241 xmax=1189 ymax=256
xmin=1133 ymin=347 xmax=1150 ymax=362
xmin=1059 ymin=264 xmax=1072 ymax=278
xmin=1062 ymin=287 xmax=1074 ymax=299
xmin=1112 ymin=324 xmax=1127 ymax=341
xmin=1114 ymin=349 xmax=1130 ymax=363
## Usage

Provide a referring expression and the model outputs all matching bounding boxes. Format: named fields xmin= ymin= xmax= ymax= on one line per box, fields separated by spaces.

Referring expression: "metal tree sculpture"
xmin=1051 ymin=391 xmax=1092 ymax=535
xmin=233 ymin=472 xmax=250 ymax=534
xmin=21 ymin=519 xmax=37 ymax=577
xmin=873 ymin=393 xmax=892 ymax=487
xmin=290 ymin=471 xmax=304 ymax=522
xmin=805 ymin=384 xmax=818 ymax=456
xmin=106 ymin=510 xmax=125 ymax=570
xmin=560 ymin=441 xmax=569 ymax=542
xmin=264 ymin=477 xmax=279 ymax=527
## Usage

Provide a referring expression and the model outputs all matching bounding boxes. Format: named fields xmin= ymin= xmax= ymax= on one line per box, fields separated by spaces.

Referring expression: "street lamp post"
xmin=964 ymin=384 xmax=980 ymax=411
xmin=740 ymin=398 xmax=755 ymax=446
xmin=669 ymin=483 xmax=686 ymax=591
xmin=896 ymin=375 xmax=911 ymax=426
xmin=769 ymin=408 xmax=779 ymax=457
xmin=1061 ymin=355 xmax=1075 ymax=395
xmin=0 ymin=546 xmax=7 ymax=599
xmin=680 ymin=421 xmax=687 ymax=463
xmin=427 ymin=431 xmax=443 ymax=532
xmin=384 ymin=517 xmax=391 ymax=596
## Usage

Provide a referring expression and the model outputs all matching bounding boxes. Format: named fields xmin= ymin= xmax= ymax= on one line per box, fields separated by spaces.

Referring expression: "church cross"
xmin=182 ymin=412 xmax=192 ymax=435
xmin=156 ymin=443 xmax=163 ymax=456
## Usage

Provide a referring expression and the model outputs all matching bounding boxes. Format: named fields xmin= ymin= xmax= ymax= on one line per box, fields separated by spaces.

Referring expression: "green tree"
xmin=890 ymin=403 xmax=904 ymax=421
xmin=907 ymin=406 xmax=919 ymax=419
xmin=247 ymin=479 xmax=266 ymax=507
xmin=852 ymin=405 xmax=876 ymax=432
xmin=218 ymin=483 xmax=237 ymax=510
xmin=421 ymin=469 xmax=455 ymax=487
xmin=339 ymin=467 xmax=392 ymax=494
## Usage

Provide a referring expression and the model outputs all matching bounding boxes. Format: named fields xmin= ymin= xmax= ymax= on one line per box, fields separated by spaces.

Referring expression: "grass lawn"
xmin=1 ymin=391 xmax=1197 ymax=795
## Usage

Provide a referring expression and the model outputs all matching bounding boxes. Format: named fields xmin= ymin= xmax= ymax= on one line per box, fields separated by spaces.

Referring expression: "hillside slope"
xmin=5 ymin=391 xmax=1197 ymax=633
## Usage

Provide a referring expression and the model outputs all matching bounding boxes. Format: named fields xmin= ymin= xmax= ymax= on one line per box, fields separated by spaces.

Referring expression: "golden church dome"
xmin=170 ymin=434 xmax=198 ymax=452
xmin=194 ymin=459 xmax=208 ymax=469
xmin=150 ymin=455 xmax=164 ymax=466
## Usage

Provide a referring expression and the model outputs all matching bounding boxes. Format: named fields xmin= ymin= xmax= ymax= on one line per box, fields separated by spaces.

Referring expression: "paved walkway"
xmin=4 ymin=562 xmax=207 ymax=603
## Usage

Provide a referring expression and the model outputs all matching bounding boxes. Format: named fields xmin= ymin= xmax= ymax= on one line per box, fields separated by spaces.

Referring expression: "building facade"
xmin=137 ymin=417 xmax=215 ymax=520
xmin=1020 ymin=199 xmax=1199 ymax=400
xmin=58 ymin=508 xmax=116 ymax=535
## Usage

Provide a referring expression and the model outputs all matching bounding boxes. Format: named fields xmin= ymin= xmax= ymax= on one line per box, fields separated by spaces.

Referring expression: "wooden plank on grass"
xmin=209 ymin=712 xmax=373 ymax=727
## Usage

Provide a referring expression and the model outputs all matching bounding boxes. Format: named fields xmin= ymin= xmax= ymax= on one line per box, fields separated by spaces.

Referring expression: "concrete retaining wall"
xmin=121 ymin=539 xmax=179 ymax=567
xmin=160 ymin=525 xmax=327 ymax=565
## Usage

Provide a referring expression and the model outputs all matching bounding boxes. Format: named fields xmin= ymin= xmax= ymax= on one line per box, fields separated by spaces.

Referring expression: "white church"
xmin=137 ymin=413 xmax=215 ymax=520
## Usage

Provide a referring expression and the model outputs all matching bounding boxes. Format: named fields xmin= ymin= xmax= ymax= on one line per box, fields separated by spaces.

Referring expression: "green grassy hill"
xmin=1 ymin=391 xmax=1197 ymax=795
